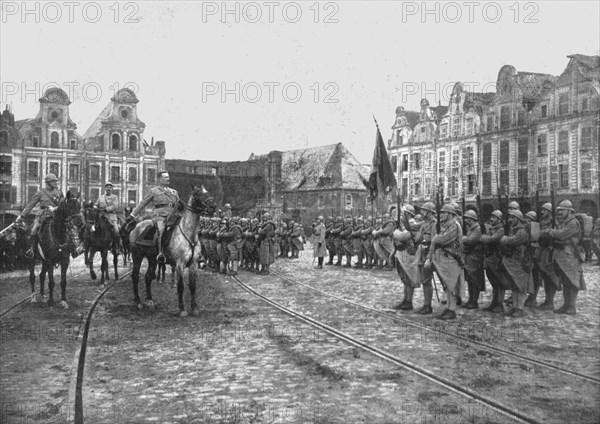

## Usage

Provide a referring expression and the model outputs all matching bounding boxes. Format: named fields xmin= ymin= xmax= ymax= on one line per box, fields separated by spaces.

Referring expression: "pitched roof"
xmin=82 ymin=102 xmax=113 ymax=140
xmin=279 ymin=143 xmax=370 ymax=192
xmin=515 ymin=72 xmax=556 ymax=103
xmin=567 ymin=54 xmax=600 ymax=81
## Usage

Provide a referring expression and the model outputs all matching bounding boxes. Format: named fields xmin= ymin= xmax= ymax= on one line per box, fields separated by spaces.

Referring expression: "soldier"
xmin=222 ymin=203 xmax=232 ymax=219
xmin=372 ymin=217 xmax=383 ymax=267
xmin=290 ymin=221 xmax=304 ymax=259
xmin=351 ymin=216 xmax=365 ymax=268
xmin=480 ymin=210 xmax=509 ymax=313
xmin=95 ymin=182 xmax=122 ymax=252
xmin=374 ymin=213 xmax=395 ymax=270
xmin=523 ymin=211 xmax=542 ymax=307
xmin=124 ymin=200 xmax=136 ymax=218
xmin=392 ymin=204 xmax=422 ymax=310
xmin=257 ymin=212 xmax=276 ymax=274
xmin=127 ymin=171 xmax=179 ymax=264
xmin=325 ymin=216 xmax=336 ymax=265
xmin=414 ymin=202 xmax=437 ymax=314
xmin=362 ymin=216 xmax=375 ymax=269
xmin=462 ymin=209 xmax=484 ymax=309
xmin=224 ymin=216 xmax=243 ymax=276
xmin=592 ymin=218 xmax=600 ymax=265
xmin=534 ymin=203 xmax=561 ymax=309
xmin=331 ymin=216 xmax=344 ymax=266
xmin=340 ymin=216 xmax=354 ymax=267
xmin=425 ymin=204 xmax=463 ymax=320
xmin=541 ymin=200 xmax=587 ymax=315
xmin=313 ymin=216 xmax=327 ymax=269
xmin=499 ymin=210 xmax=533 ymax=317
xmin=16 ymin=173 xmax=83 ymax=258
xmin=216 ymin=217 xmax=230 ymax=274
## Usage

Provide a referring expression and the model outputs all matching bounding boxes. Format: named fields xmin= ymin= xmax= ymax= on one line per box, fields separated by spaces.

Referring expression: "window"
xmin=541 ymin=105 xmax=547 ymax=118
xmin=110 ymin=166 xmax=120 ymax=183
xmin=486 ymin=115 xmax=494 ymax=131
xmin=391 ymin=155 xmax=398 ymax=173
xmin=414 ymin=181 xmax=420 ymax=196
xmin=500 ymin=170 xmax=509 ymax=194
xmin=517 ymin=138 xmax=528 ymax=163
xmin=440 ymin=124 xmax=448 ymax=139
xmin=69 ymin=164 xmax=79 ymax=181
xmin=412 ymin=153 xmax=421 ymax=170
xmin=128 ymin=167 xmax=138 ymax=183
xmin=581 ymin=162 xmax=592 ymax=188
xmin=581 ymin=127 xmax=595 ymax=149
xmin=537 ymin=167 xmax=547 ymax=190
xmin=517 ymin=110 xmax=525 ymax=127
xmin=398 ymin=133 xmax=404 ymax=145
xmin=465 ymin=118 xmax=473 ymax=135
xmin=0 ymin=131 xmax=8 ymax=146
xmin=438 ymin=151 xmax=445 ymax=174
xmin=452 ymin=149 xmax=459 ymax=168
xmin=345 ymin=194 xmax=352 ymax=209
xmin=401 ymin=178 xmax=408 ymax=200
xmin=111 ymin=133 xmax=121 ymax=150
xmin=482 ymin=143 xmax=492 ymax=166
xmin=500 ymin=140 xmax=510 ymax=166
xmin=582 ymin=96 xmax=589 ymax=111
xmin=462 ymin=146 xmax=473 ymax=166
xmin=518 ymin=168 xmax=528 ymax=194
xmin=70 ymin=140 xmax=76 ymax=150
xmin=421 ymin=126 xmax=426 ymax=134
xmin=129 ymin=135 xmax=138 ymax=152
xmin=90 ymin=188 xmax=100 ymax=202
xmin=50 ymin=132 xmax=60 ymax=148
xmin=49 ymin=162 xmax=60 ymax=178
xmin=558 ymin=130 xmax=569 ymax=154
xmin=128 ymin=190 xmax=137 ymax=203
xmin=318 ymin=195 xmax=324 ymax=208
xmin=147 ymin=168 xmax=156 ymax=184
xmin=27 ymin=161 xmax=39 ymax=180
xmin=450 ymin=176 xmax=458 ymax=196
xmin=559 ymin=164 xmax=569 ymax=189
xmin=467 ymin=174 xmax=475 ymax=195
xmin=32 ymin=136 xmax=39 ymax=147
xmin=0 ymin=156 xmax=12 ymax=175
xmin=500 ymin=106 xmax=510 ymax=130
xmin=426 ymin=152 xmax=432 ymax=168
xmin=402 ymin=154 xmax=408 ymax=172
xmin=121 ymin=109 xmax=129 ymax=119
xmin=452 ymin=116 xmax=460 ymax=137
xmin=537 ymin=134 xmax=547 ymax=155
xmin=0 ymin=183 xmax=10 ymax=203
xmin=558 ymin=92 xmax=569 ymax=115
xmin=90 ymin=165 xmax=100 ymax=181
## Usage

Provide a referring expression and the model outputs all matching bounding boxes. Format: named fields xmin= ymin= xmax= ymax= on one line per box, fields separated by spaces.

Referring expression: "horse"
xmin=120 ymin=215 xmax=133 ymax=266
xmin=27 ymin=190 xmax=84 ymax=308
xmin=83 ymin=207 xmax=119 ymax=284
xmin=129 ymin=185 xmax=214 ymax=316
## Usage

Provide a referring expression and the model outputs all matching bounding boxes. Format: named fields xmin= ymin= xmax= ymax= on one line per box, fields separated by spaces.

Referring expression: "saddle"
xmin=133 ymin=212 xmax=183 ymax=248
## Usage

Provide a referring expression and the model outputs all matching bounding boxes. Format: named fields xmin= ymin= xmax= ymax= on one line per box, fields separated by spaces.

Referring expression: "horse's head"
xmin=58 ymin=190 xmax=83 ymax=228
xmin=190 ymin=185 xmax=215 ymax=216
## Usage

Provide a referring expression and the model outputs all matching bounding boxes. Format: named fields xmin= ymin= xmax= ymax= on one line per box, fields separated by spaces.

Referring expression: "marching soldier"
xmin=374 ymin=213 xmax=395 ymax=270
xmin=95 ymin=182 xmax=122 ymax=252
xmin=361 ymin=216 xmax=375 ymax=269
xmin=340 ymin=216 xmax=354 ymax=267
xmin=258 ymin=212 xmax=276 ymax=275
xmin=325 ymin=216 xmax=336 ymax=265
xmin=312 ymin=216 xmax=327 ymax=269
xmin=392 ymin=204 xmax=422 ymax=310
xmin=425 ymin=204 xmax=463 ymax=320
xmin=499 ymin=209 xmax=533 ymax=317
xmin=541 ymin=200 xmax=587 ymax=315
xmin=331 ymin=216 xmax=344 ymax=266
xmin=351 ymin=216 xmax=365 ymax=268
xmin=461 ymin=209 xmax=484 ymax=309
xmin=127 ymin=171 xmax=179 ymax=264
xmin=414 ymin=202 xmax=437 ymax=314
xmin=480 ymin=210 xmax=509 ymax=313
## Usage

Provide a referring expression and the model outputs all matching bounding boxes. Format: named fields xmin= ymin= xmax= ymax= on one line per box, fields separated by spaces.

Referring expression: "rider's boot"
xmin=25 ymin=235 xmax=38 ymax=259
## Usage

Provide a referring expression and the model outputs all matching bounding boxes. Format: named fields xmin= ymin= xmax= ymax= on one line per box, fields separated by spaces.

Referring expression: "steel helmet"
xmin=224 ymin=203 xmax=231 ymax=209
xmin=105 ymin=182 xmax=114 ymax=187
xmin=356 ymin=216 xmax=363 ymax=221
xmin=541 ymin=203 xmax=552 ymax=212
xmin=508 ymin=209 xmax=524 ymax=220
xmin=508 ymin=201 xmax=520 ymax=210
xmin=128 ymin=200 xmax=135 ymax=206
xmin=556 ymin=200 xmax=574 ymax=211
xmin=44 ymin=173 xmax=59 ymax=183
xmin=414 ymin=214 xmax=422 ymax=221
xmin=263 ymin=212 xmax=272 ymax=219
xmin=449 ymin=202 xmax=461 ymax=215
xmin=317 ymin=216 xmax=324 ymax=221
xmin=464 ymin=210 xmax=478 ymax=221
xmin=441 ymin=204 xmax=457 ymax=214
xmin=403 ymin=204 xmax=416 ymax=216
xmin=421 ymin=202 xmax=436 ymax=214
xmin=491 ymin=210 xmax=503 ymax=220
xmin=525 ymin=211 xmax=538 ymax=221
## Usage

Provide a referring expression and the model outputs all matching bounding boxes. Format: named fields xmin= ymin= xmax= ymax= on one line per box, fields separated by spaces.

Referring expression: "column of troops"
xmin=196 ymin=213 xmax=307 ymax=276
xmin=308 ymin=200 xmax=598 ymax=321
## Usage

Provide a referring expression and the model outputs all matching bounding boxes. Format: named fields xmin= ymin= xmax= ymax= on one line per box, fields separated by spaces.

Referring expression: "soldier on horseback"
xmin=127 ymin=171 xmax=179 ymax=264
xmin=16 ymin=173 xmax=84 ymax=258
xmin=95 ymin=182 xmax=123 ymax=253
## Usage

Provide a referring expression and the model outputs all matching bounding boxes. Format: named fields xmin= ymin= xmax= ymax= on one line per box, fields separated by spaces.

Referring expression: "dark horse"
xmin=83 ymin=208 xmax=119 ymax=284
xmin=120 ymin=215 xmax=133 ymax=266
xmin=27 ymin=190 xmax=83 ymax=308
xmin=129 ymin=185 xmax=214 ymax=315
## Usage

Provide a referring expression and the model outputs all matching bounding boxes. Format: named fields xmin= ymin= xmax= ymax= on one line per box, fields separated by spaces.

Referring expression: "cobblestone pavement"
xmin=0 ymin=250 xmax=598 ymax=423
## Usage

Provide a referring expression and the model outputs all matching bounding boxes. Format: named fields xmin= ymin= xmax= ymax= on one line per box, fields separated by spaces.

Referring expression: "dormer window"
xmin=129 ymin=134 xmax=138 ymax=152
xmin=121 ymin=109 xmax=129 ymax=119
xmin=50 ymin=131 xmax=60 ymax=148
xmin=51 ymin=110 xmax=59 ymax=119
xmin=112 ymin=133 xmax=121 ymax=150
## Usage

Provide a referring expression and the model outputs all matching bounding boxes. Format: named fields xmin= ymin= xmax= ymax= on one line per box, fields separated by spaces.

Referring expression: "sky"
xmin=1 ymin=1 xmax=599 ymax=163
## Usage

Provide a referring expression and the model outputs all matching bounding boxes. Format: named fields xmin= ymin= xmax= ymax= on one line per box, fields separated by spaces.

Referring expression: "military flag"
xmin=369 ymin=117 xmax=397 ymax=200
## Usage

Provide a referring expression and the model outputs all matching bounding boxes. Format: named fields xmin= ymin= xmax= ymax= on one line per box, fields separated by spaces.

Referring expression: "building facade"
xmin=0 ymin=87 xmax=165 ymax=225
xmin=388 ymin=54 xmax=600 ymax=219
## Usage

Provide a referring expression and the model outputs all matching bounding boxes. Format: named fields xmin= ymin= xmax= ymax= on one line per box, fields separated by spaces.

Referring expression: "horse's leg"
xmin=28 ymin=258 xmax=37 ymax=302
xmin=176 ymin=263 xmax=186 ymax=316
xmin=171 ymin=264 xmax=176 ymax=289
xmin=60 ymin=255 xmax=69 ymax=308
xmin=144 ymin=252 xmax=157 ymax=310
xmin=189 ymin=262 xmax=199 ymax=316
xmin=131 ymin=246 xmax=142 ymax=309
xmin=89 ymin=248 xmax=97 ymax=280
xmin=100 ymin=249 xmax=108 ymax=285
xmin=113 ymin=247 xmax=119 ymax=280
xmin=47 ymin=262 xmax=55 ymax=307
xmin=39 ymin=264 xmax=46 ymax=301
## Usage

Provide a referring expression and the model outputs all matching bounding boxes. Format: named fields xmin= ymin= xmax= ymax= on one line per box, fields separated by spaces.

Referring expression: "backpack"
xmin=574 ymin=213 xmax=593 ymax=242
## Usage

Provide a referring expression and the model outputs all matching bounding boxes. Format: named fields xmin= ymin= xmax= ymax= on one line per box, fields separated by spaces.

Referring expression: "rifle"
xmin=435 ymin=187 xmax=441 ymax=234
xmin=535 ymin=189 xmax=541 ymax=222
xmin=461 ymin=191 xmax=467 ymax=236
xmin=0 ymin=222 xmax=15 ymax=237
xmin=550 ymin=184 xmax=556 ymax=229
xmin=498 ymin=185 xmax=507 ymax=236
xmin=476 ymin=190 xmax=486 ymax=235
